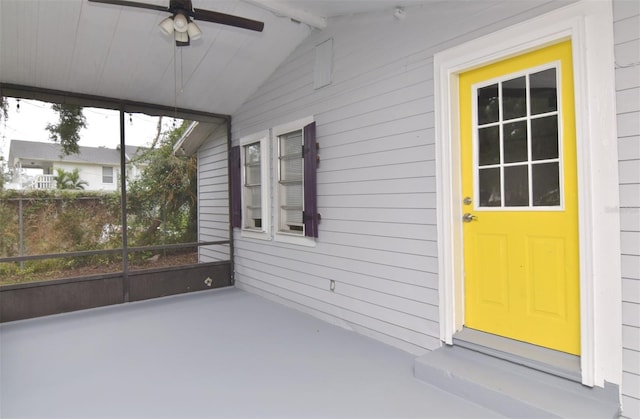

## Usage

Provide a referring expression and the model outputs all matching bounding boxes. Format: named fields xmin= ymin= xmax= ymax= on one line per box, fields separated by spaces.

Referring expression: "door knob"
xmin=462 ymin=213 xmax=477 ymax=223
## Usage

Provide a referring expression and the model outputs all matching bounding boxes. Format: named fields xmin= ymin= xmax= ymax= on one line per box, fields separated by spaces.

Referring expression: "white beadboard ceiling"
xmin=0 ymin=0 xmax=428 ymax=116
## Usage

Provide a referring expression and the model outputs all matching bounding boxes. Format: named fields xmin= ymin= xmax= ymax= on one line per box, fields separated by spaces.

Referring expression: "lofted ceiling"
xmin=0 ymin=0 xmax=429 ymax=117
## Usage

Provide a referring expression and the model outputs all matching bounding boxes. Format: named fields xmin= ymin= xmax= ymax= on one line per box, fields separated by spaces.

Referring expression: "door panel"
xmin=460 ymin=41 xmax=580 ymax=355
xmin=476 ymin=233 xmax=509 ymax=307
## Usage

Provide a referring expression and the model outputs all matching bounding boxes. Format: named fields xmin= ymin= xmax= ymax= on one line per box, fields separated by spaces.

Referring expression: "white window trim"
xmin=434 ymin=0 xmax=621 ymax=388
xmin=239 ymin=131 xmax=271 ymax=241
xmin=272 ymin=116 xmax=316 ymax=247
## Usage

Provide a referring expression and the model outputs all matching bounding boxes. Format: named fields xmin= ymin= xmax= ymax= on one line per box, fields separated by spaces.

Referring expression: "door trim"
xmin=434 ymin=0 xmax=621 ymax=388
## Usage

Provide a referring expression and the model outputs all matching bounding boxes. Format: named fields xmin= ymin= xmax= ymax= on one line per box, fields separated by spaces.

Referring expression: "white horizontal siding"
xmin=614 ymin=0 xmax=640 ymax=416
xmin=223 ymin=1 xmax=578 ymax=355
xmin=192 ymin=1 xmax=639 ymax=413
xmin=198 ymin=130 xmax=230 ymax=262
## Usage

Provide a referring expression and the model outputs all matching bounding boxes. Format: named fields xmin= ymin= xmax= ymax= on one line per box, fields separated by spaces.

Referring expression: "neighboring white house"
xmin=7 ymin=140 xmax=146 ymax=191
xmin=186 ymin=1 xmax=639 ymax=417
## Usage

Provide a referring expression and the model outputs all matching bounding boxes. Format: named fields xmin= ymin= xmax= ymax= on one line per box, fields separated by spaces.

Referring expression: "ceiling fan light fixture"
xmin=174 ymin=30 xmax=189 ymax=43
xmin=173 ymin=13 xmax=189 ymax=33
xmin=159 ymin=16 xmax=174 ymax=35
xmin=187 ymin=21 xmax=202 ymax=40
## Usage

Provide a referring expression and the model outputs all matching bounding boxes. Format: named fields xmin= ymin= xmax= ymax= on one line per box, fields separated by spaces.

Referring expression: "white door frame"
xmin=434 ymin=0 xmax=621 ymax=388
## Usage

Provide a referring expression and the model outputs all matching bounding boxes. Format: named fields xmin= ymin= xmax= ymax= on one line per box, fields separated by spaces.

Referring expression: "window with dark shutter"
xmin=230 ymin=145 xmax=242 ymax=228
xmin=277 ymin=130 xmax=304 ymax=234
xmin=236 ymin=117 xmax=317 ymax=244
xmin=303 ymin=122 xmax=319 ymax=238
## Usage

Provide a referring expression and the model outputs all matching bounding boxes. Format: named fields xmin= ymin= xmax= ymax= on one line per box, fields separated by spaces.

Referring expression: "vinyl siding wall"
xmin=197 ymin=1 xmax=638 ymax=414
xmin=197 ymin=126 xmax=231 ymax=262
xmin=614 ymin=0 xmax=640 ymax=416
xmin=224 ymin=0 xmax=577 ymax=355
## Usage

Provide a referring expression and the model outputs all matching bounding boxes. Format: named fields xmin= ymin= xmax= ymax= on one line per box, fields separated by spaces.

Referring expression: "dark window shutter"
xmin=303 ymin=122 xmax=319 ymax=238
xmin=230 ymin=145 xmax=242 ymax=228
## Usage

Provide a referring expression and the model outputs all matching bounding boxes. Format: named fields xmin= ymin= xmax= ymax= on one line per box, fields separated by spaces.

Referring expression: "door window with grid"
xmin=475 ymin=65 xmax=562 ymax=209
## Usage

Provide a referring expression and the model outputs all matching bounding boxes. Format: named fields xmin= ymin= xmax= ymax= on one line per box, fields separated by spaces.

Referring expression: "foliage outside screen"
xmin=0 ymin=101 xmax=198 ymax=285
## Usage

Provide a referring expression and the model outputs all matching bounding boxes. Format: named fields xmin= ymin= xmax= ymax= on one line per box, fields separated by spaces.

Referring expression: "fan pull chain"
xmin=173 ymin=43 xmax=178 ymax=124
xmin=179 ymin=47 xmax=184 ymax=94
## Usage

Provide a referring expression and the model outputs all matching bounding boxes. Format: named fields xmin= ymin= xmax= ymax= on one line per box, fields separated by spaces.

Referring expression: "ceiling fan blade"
xmin=193 ymin=8 xmax=264 ymax=32
xmin=88 ymin=0 xmax=169 ymax=13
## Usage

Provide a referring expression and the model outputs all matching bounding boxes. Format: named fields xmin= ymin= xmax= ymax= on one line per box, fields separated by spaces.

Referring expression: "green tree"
xmin=55 ymin=168 xmax=88 ymax=190
xmin=0 ymin=97 xmax=7 ymax=123
xmin=127 ymin=121 xmax=196 ymax=246
xmin=1 ymin=97 xmax=8 ymax=190
xmin=0 ymin=156 xmax=5 ymax=191
xmin=46 ymin=104 xmax=87 ymax=156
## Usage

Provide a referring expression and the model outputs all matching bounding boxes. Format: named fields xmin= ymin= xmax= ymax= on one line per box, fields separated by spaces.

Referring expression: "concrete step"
xmin=414 ymin=345 xmax=620 ymax=418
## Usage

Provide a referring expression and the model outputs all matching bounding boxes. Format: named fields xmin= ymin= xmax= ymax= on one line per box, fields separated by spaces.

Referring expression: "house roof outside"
xmin=8 ymin=140 xmax=146 ymax=169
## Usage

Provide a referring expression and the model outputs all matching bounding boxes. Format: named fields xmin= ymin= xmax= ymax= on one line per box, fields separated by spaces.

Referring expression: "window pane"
xmin=531 ymin=116 xmax=559 ymax=160
xmin=246 ymin=143 xmax=260 ymax=164
xmin=281 ymin=157 xmax=302 ymax=182
xmin=477 ymin=84 xmax=499 ymax=125
xmin=502 ymin=76 xmax=527 ymax=120
xmin=478 ymin=126 xmax=500 ymax=166
xmin=280 ymin=131 xmax=302 ymax=156
xmin=279 ymin=130 xmax=304 ymax=234
xmin=503 ymin=121 xmax=528 ymax=163
xmin=282 ymin=208 xmax=303 ymax=231
xmin=284 ymin=183 xmax=303 ymax=208
xmin=246 ymin=164 xmax=261 ymax=185
xmin=243 ymin=142 xmax=262 ymax=230
xmin=245 ymin=185 xmax=262 ymax=229
xmin=281 ymin=182 xmax=303 ymax=234
xmin=532 ymin=162 xmax=560 ymax=206
xmin=479 ymin=168 xmax=501 ymax=207
xmin=244 ymin=143 xmax=261 ymax=185
xmin=504 ymin=165 xmax=529 ymax=206
xmin=102 ymin=166 xmax=114 ymax=183
xmin=530 ymin=68 xmax=557 ymax=115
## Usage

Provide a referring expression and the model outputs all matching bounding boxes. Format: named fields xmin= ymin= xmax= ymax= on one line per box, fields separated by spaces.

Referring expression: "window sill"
xmin=274 ymin=232 xmax=316 ymax=247
xmin=240 ymin=229 xmax=271 ymax=241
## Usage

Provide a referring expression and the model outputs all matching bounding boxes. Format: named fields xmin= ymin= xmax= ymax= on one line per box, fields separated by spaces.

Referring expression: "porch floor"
xmin=0 ymin=287 xmax=502 ymax=418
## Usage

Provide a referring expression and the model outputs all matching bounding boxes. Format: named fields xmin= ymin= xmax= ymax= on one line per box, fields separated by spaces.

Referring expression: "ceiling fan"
xmin=88 ymin=0 xmax=265 ymax=46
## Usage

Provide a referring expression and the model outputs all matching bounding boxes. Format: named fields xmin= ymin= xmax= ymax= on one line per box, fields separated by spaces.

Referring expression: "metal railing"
xmin=0 ymin=240 xmax=230 ymax=264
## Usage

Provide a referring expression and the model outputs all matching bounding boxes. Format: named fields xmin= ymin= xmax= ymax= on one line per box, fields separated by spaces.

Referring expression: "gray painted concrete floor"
xmin=0 ymin=287 xmax=504 ymax=418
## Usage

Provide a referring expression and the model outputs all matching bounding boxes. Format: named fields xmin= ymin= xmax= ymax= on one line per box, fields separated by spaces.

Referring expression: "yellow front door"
xmin=460 ymin=41 xmax=580 ymax=355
